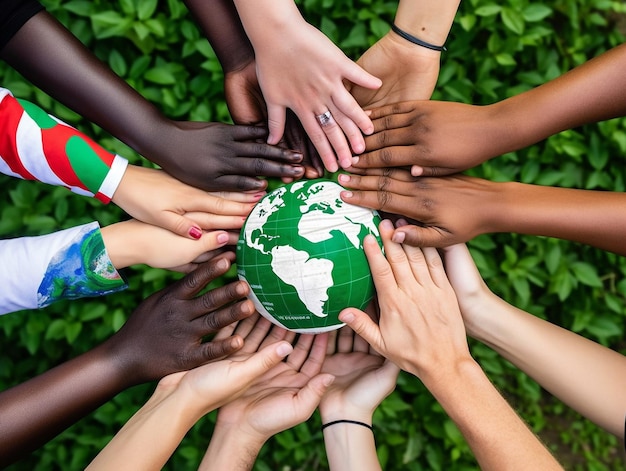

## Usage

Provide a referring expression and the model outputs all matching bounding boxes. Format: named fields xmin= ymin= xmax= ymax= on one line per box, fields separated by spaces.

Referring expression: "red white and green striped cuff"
xmin=0 ymin=87 xmax=128 ymax=203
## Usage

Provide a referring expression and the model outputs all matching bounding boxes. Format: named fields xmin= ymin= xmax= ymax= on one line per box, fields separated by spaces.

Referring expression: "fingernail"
xmin=189 ymin=226 xmax=202 ymax=239
xmin=276 ymin=342 xmax=293 ymax=357
xmin=323 ymin=375 xmax=336 ymax=386
xmin=381 ymin=219 xmax=394 ymax=230
xmin=392 ymin=231 xmax=406 ymax=244
xmin=217 ymin=232 xmax=229 ymax=244
xmin=338 ymin=174 xmax=350 ymax=184
xmin=341 ymin=190 xmax=353 ymax=199
xmin=352 ymin=156 xmax=360 ymax=166
xmin=340 ymin=158 xmax=352 ymax=169
xmin=236 ymin=282 xmax=249 ymax=297
xmin=339 ymin=311 xmax=354 ymax=323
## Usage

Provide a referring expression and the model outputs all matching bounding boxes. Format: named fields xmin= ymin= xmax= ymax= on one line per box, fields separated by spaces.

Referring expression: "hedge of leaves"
xmin=1 ymin=0 xmax=625 ymax=470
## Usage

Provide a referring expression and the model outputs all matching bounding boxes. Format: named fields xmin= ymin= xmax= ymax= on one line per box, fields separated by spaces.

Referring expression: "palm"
xmin=321 ymin=352 xmax=392 ymax=412
xmin=217 ymin=361 xmax=315 ymax=436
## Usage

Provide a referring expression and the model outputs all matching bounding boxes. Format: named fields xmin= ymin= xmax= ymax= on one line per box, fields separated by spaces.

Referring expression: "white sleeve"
xmin=0 ymin=222 xmax=127 ymax=315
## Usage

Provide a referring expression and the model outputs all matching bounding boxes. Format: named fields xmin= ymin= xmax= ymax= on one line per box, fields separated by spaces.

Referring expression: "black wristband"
xmin=391 ymin=23 xmax=447 ymax=52
xmin=321 ymin=419 xmax=373 ymax=431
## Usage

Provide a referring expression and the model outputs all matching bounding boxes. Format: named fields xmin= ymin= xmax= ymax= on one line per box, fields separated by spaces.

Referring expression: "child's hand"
xmin=100 ymin=219 xmax=239 ymax=272
xmin=112 ymin=165 xmax=262 ymax=240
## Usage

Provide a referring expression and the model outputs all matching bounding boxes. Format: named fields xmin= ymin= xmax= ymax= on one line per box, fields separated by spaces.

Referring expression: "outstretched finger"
xmin=393 ymin=225 xmax=456 ymax=248
xmin=353 ymin=145 xmax=424 ymax=169
xmin=338 ymin=307 xmax=384 ymax=356
xmin=186 ymin=278 xmax=250 ymax=322
xmin=299 ymin=333 xmax=330 ymax=379
xmin=313 ymin=106 xmax=353 ymax=170
xmin=171 ymin=253 xmax=235 ymax=301
xmin=266 ymin=103 xmax=287 ymax=146
xmin=300 ymin=112 xmax=338 ymax=173
xmin=192 ymin=297 xmax=255 ymax=340
xmin=198 ymin=335 xmax=246 ymax=364
xmin=366 ymin=101 xmax=416 ymax=122
xmin=286 ymin=333 xmax=315 ymax=371
xmin=378 ymin=219 xmax=418 ymax=286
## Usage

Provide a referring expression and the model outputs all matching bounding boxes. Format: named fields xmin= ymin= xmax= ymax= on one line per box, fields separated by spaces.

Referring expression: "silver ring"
xmin=316 ymin=110 xmax=333 ymax=127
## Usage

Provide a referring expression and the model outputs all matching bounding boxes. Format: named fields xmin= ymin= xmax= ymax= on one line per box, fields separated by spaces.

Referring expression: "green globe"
xmin=237 ymin=178 xmax=382 ymax=334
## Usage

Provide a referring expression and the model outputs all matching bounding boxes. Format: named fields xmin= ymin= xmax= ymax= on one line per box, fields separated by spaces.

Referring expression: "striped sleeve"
xmin=0 ymin=222 xmax=127 ymax=315
xmin=0 ymin=87 xmax=128 ymax=203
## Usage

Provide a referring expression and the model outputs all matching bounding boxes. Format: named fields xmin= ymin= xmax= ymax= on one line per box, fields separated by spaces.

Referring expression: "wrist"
xmin=319 ymin=400 xmax=374 ymax=426
xmin=390 ymin=24 xmax=446 ymax=53
xmin=418 ymin=356 xmax=481 ymax=395
xmin=100 ymin=220 xmax=143 ymax=269
xmin=202 ymin=419 xmax=265 ymax=470
xmin=394 ymin=0 xmax=459 ymax=47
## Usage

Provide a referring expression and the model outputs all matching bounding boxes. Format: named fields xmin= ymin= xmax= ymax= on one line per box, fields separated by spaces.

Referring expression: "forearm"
xmin=198 ymin=424 xmax=264 ymax=471
xmin=0 ymin=341 xmax=129 ymax=466
xmin=469 ymin=295 xmax=626 ymax=438
xmin=0 ymin=88 xmax=128 ymax=202
xmin=87 ymin=389 xmax=201 ymax=470
xmin=491 ymin=43 xmax=626 ymax=151
xmin=1 ymin=11 xmax=170 ymax=165
xmin=394 ymin=0 xmax=460 ymax=45
xmin=322 ymin=423 xmax=381 ymax=471
xmin=487 ymin=182 xmax=626 ymax=256
xmin=232 ymin=0 xmax=302 ymax=47
xmin=422 ymin=360 xmax=562 ymax=471
xmin=0 ymin=223 xmax=126 ymax=315
xmin=183 ymin=0 xmax=254 ymax=73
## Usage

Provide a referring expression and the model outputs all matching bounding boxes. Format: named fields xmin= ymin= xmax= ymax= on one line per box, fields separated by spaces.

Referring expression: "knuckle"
xmin=254 ymin=158 xmax=267 ymax=175
xmin=377 ymin=190 xmax=392 ymax=209
xmin=378 ymin=148 xmax=394 ymax=166
xmin=203 ymin=311 xmax=223 ymax=331
xmin=202 ymin=341 xmax=229 ymax=362
xmin=420 ymin=197 xmax=435 ymax=211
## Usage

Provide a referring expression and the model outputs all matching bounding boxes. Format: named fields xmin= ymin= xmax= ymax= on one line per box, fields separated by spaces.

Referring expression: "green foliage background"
xmin=1 ymin=0 xmax=625 ymax=469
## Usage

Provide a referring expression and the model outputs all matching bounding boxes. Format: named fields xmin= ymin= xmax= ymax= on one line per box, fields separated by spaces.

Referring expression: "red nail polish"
xmin=189 ymin=226 xmax=202 ymax=239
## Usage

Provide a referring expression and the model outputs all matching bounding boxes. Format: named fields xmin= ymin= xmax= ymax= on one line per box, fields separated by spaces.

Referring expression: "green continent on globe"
xmin=237 ymin=178 xmax=382 ymax=333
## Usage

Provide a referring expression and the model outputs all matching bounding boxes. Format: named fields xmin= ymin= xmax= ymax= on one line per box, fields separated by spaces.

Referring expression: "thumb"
xmin=338 ymin=308 xmax=384 ymax=353
xmin=266 ymin=103 xmax=287 ymax=145
xmin=236 ymin=341 xmax=294 ymax=387
xmin=294 ymin=374 xmax=336 ymax=413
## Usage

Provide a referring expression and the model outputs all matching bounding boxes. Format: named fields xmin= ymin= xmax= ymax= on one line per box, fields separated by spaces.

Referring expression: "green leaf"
xmin=144 ymin=67 xmax=177 ymax=85
xmin=137 ymin=0 xmax=157 ymax=20
xmin=522 ymin=4 xmax=553 ymax=22
xmin=108 ymin=49 xmax=127 ymax=77
xmin=45 ymin=319 xmax=67 ymax=340
xmin=501 ymin=7 xmax=525 ymax=35
xmin=475 ymin=5 xmax=501 ymax=16
xmin=65 ymin=322 xmax=82 ymax=344
xmin=570 ymin=262 xmax=603 ymax=287
xmin=63 ymin=0 xmax=92 ymax=16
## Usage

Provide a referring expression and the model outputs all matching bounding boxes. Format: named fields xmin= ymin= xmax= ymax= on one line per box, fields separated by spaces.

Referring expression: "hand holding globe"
xmin=237 ymin=179 xmax=382 ymax=333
